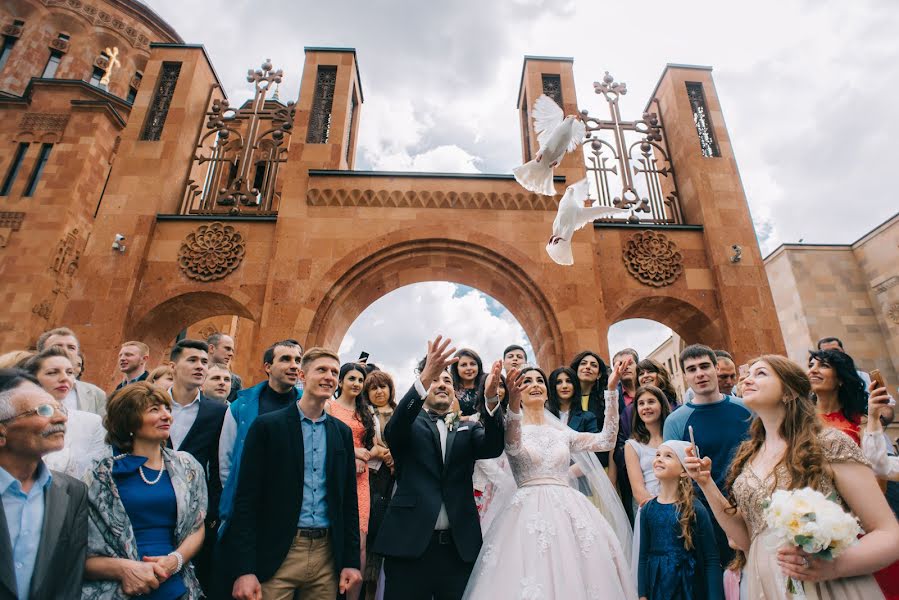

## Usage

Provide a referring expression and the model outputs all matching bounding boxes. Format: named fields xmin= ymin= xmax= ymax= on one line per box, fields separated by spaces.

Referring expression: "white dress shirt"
xmin=169 ymin=389 xmax=201 ymax=450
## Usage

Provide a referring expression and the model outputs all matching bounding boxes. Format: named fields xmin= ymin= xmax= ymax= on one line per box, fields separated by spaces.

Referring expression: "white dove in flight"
xmin=513 ymin=94 xmax=587 ymax=196
xmin=546 ymin=178 xmax=630 ymax=266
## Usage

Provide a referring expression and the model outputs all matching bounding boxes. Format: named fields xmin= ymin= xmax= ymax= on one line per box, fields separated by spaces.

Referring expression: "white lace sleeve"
xmin=505 ymin=408 xmax=523 ymax=456
xmin=862 ymin=431 xmax=899 ymax=480
xmin=568 ymin=390 xmax=620 ymax=453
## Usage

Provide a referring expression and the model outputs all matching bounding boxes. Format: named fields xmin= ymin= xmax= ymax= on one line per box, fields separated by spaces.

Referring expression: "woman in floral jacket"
xmin=82 ymin=382 xmax=207 ymax=600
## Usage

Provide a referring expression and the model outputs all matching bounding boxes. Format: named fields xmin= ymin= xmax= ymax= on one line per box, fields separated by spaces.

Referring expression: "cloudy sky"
xmin=146 ymin=0 xmax=898 ymax=389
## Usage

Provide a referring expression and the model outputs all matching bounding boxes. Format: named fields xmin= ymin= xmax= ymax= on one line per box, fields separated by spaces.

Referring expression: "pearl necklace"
xmin=139 ymin=464 xmax=164 ymax=485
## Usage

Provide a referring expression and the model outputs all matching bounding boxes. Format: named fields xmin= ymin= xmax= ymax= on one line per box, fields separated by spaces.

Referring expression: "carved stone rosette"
xmin=623 ymin=230 xmax=684 ymax=287
xmin=889 ymin=303 xmax=899 ymax=325
xmin=177 ymin=222 xmax=245 ymax=282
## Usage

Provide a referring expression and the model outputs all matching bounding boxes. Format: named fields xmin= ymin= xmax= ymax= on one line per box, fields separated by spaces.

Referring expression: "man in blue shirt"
xmin=227 ymin=348 xmax=361 ymax=600
xmin=664 ymin=344 xmax=751 ymax=567
xmin=0 ymin=369 xmax=87 ymax=600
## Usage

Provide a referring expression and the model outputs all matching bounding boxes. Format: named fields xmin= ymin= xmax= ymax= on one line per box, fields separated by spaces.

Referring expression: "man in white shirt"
xmin=202 ymin=363 xmax=232 ymax=403
xmin=35 ymin=327 xmax=106 ymax=417
xmin=167 ymin=339 xmax=226 ymax=595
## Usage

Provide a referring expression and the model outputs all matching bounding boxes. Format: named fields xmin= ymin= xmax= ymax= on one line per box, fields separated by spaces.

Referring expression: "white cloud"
xmin=340 ymin=283 xmax=533 ymax=392
xmin=608 ymin=319 xmax=673 ymax=361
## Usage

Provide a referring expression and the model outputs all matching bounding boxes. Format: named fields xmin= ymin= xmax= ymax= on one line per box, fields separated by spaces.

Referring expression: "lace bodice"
xmin=504 ymin=393 xmax=618 ymax=487
xmin=732 ymin=428 xmax=869 ymax=540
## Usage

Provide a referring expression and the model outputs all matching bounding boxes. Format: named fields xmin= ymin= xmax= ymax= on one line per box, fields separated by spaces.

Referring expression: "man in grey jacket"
xmin=0 ymin=369 xmax=88 ymax=600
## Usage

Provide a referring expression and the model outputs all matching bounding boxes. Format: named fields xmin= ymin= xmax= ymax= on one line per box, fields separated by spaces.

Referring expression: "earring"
xmin=129 ymin=432 xmax=134 ymax=437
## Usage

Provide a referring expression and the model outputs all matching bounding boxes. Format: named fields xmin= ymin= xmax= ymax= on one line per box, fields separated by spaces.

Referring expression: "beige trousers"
xmin=261 ymin=531 xmax=337 ymax=600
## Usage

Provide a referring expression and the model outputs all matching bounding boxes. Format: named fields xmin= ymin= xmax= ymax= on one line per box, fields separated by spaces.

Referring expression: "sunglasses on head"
xmin=0 ymin=403 xmax=67 ymax=424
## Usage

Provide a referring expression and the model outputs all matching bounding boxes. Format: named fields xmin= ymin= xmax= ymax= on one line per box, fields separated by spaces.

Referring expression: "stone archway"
xmin=304 ymin=238 xmax=565 ymax=368
xmin=126 ymin=291 xmax=256 ymax=364
xmin=609 ymin=295 xmax=724 ymax=350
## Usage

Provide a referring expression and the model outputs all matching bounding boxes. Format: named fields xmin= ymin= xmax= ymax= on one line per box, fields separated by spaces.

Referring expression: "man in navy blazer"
xmin=162 ymin=339 xmax=229 ymax=595
xmin=375 ymin=336 xmax=505 ymax=600
xmin=228 ymin=347 xmax=362 ymax=600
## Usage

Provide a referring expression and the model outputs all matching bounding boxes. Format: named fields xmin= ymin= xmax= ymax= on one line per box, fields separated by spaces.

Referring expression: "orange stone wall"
xmin=2 ymin=41 xmax=787 ymax=390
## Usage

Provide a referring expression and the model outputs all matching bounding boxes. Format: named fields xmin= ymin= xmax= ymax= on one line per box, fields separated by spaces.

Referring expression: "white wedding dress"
xmin=463 ymin=402 xmax=637 ymax=600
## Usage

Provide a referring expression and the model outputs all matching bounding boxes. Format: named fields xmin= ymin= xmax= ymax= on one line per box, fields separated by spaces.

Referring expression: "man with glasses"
xmin=0 ymin=369 xmax=88 ymax=599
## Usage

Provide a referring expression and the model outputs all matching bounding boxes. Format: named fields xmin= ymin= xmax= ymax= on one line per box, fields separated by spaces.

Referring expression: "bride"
xmin=463 ymin=364 xmax=637 ymax=599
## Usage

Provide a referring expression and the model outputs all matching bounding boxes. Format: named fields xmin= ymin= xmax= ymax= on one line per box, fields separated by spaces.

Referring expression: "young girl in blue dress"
xmin=638 ymin=440 xmax=723 ymax=600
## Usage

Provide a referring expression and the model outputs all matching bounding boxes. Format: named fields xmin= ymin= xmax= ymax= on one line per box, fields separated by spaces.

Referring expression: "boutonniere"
xmin=444 ymin=411 xmax=460 ymax=431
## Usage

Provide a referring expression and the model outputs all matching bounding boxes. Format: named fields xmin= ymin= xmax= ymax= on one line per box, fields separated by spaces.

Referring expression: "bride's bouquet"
xmin=763 ymin=487 xmax=862 ymax=597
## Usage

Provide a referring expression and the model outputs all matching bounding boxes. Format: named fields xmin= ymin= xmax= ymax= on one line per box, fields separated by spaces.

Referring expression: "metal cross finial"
xmin=99 ymin=46 xmax=120 ymax=86
xmin=578 ymin=69 xmax=683 ymax=225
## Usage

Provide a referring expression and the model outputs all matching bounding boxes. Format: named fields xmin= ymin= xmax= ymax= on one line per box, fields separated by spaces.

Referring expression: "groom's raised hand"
xmin=418 ymin=335 xmax=458 ymax=389
xmin=484 ymin=360 xmax=503 ymax=411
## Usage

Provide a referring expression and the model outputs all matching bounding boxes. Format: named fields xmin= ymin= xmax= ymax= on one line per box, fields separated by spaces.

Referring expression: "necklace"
xmin=139 ymin=464 xmax=164 ymax=485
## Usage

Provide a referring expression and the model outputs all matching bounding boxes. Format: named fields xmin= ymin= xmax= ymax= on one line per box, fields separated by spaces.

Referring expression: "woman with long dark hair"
xmin=327 ymin=362 xmax=377 ymax=600
xmin=637 ymin=358 xmax=680 ymax=408
xmin=547 ymin=366 xmax=597 ymax=433
xmin=362 ymin=370 xmax=397 ymax=600
xmin=807 ymin=349 xmax=867 ymax=444
xmin=450 ymin=348 xmax=486 ymax=416
xmin=684 ymin=355 xmax=898 ymax=599
xmin=570 ymin=350 xmax=611 ymax=468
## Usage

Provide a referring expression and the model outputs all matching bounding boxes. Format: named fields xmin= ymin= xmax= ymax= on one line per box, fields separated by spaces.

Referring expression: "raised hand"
xmin=484 ymin=360 xmax=502 ymax=400
xmin=867 ymin=380 xmax=892 ymax=432
xmin=506 ymin=367 xmax=526 ymax=413
xmin=684 ymin=444 xmax=713 ymax=487
xmin=419 ymin=335 xmax=458 ymax=388
xmin=607 ymin=359 xmax=626 ymax=391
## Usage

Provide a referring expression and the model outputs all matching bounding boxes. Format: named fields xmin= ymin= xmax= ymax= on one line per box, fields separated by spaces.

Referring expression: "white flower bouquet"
xmin=763 ymin=487 xmax=862 ymax=597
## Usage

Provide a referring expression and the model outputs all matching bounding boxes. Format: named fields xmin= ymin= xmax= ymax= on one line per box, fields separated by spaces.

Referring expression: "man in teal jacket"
xmin=217 ymin=339 xmax=304 ymax=532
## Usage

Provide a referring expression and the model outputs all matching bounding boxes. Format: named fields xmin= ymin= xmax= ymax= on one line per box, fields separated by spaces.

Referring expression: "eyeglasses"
xmin=0 ymin=403 xmax=67 ymax=424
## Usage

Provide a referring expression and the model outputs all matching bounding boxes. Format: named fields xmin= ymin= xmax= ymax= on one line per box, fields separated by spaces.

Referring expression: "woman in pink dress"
xmin=328 ymin=362 xmax=379 ymax=600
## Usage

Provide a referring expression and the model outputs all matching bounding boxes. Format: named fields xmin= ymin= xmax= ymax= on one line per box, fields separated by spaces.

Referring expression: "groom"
xmin=375 ymin=336 xmax=505 ymax=600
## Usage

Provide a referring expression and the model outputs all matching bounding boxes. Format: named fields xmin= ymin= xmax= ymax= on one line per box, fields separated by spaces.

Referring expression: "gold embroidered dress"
xmin=733 ymin=429 xmax=884 ymax=599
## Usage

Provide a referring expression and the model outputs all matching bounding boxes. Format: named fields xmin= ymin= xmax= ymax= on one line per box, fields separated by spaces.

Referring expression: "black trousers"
xmin=383 ymin=534 xmax=473 ymax=600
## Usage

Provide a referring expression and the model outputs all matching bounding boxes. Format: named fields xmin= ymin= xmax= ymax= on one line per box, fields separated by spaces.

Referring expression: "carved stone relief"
xmin=43 ymin=0 xmax=152 ymax=50
xmin=623 ymin=230 xmax=684 ymax=287
xmin=0 ymin=212 xmax=25 ymax=249
xmin=19 ymin=113 xmax=70 ymax=134
xmin=178 ymin=222 xmax=245 ymax=282
xmin=889 ymin=303 xmax=899 ymax=326
xmin=307 ymin=188 xmax=557 ymax=211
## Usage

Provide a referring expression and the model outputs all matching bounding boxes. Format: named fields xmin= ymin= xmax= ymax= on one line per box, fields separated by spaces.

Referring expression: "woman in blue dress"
xmin=83 ymin=382 xmax=207 ymax=599
xmin=638 ymin=440 xmax=723 ymax=600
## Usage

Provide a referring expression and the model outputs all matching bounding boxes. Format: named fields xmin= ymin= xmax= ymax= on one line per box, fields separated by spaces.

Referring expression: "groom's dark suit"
xmin=374 ymin=383 xmax=504 ymax=599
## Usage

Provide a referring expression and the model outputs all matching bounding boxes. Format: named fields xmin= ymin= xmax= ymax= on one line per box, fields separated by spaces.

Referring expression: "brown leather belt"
xmin=298 ymin=528 xmax=328 ymax=539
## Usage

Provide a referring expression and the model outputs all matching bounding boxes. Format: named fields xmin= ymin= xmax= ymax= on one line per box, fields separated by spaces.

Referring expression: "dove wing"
xmin=533 ymin=94 xmax=564 ymax=148
xmin=562 ymin=179 xmax=629 ymax=236
xmin=573 ymin=204 xmax=631 ymax=230
xmin=566 ymin=117 xmax=587 ymax=153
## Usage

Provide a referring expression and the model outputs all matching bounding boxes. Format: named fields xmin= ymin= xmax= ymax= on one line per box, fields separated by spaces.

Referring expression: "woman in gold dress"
xmin=684 ymin=355 xmax=899 ymax=599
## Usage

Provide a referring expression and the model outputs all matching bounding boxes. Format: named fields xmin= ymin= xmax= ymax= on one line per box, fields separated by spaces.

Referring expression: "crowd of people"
xmin=0 ymin=325 xmax=898 ymax=600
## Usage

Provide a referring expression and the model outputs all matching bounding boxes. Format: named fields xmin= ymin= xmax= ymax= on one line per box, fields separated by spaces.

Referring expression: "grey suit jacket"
xmin=75 ymin=380 xmax=107 ymax=418
xmin=0 ymin=469 xmax=88 ymax=600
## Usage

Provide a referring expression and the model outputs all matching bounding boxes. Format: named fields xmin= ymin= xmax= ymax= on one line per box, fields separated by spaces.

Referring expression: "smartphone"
xmin=358 ymin=351 xmax=370 ymax=363
xmin=870 ymin=369 xmax=896 ymax=406
xmin=738 ymin=363 xmax=749 ymax=378
xmin=688 ymin=425 xmax=698 ymax=456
